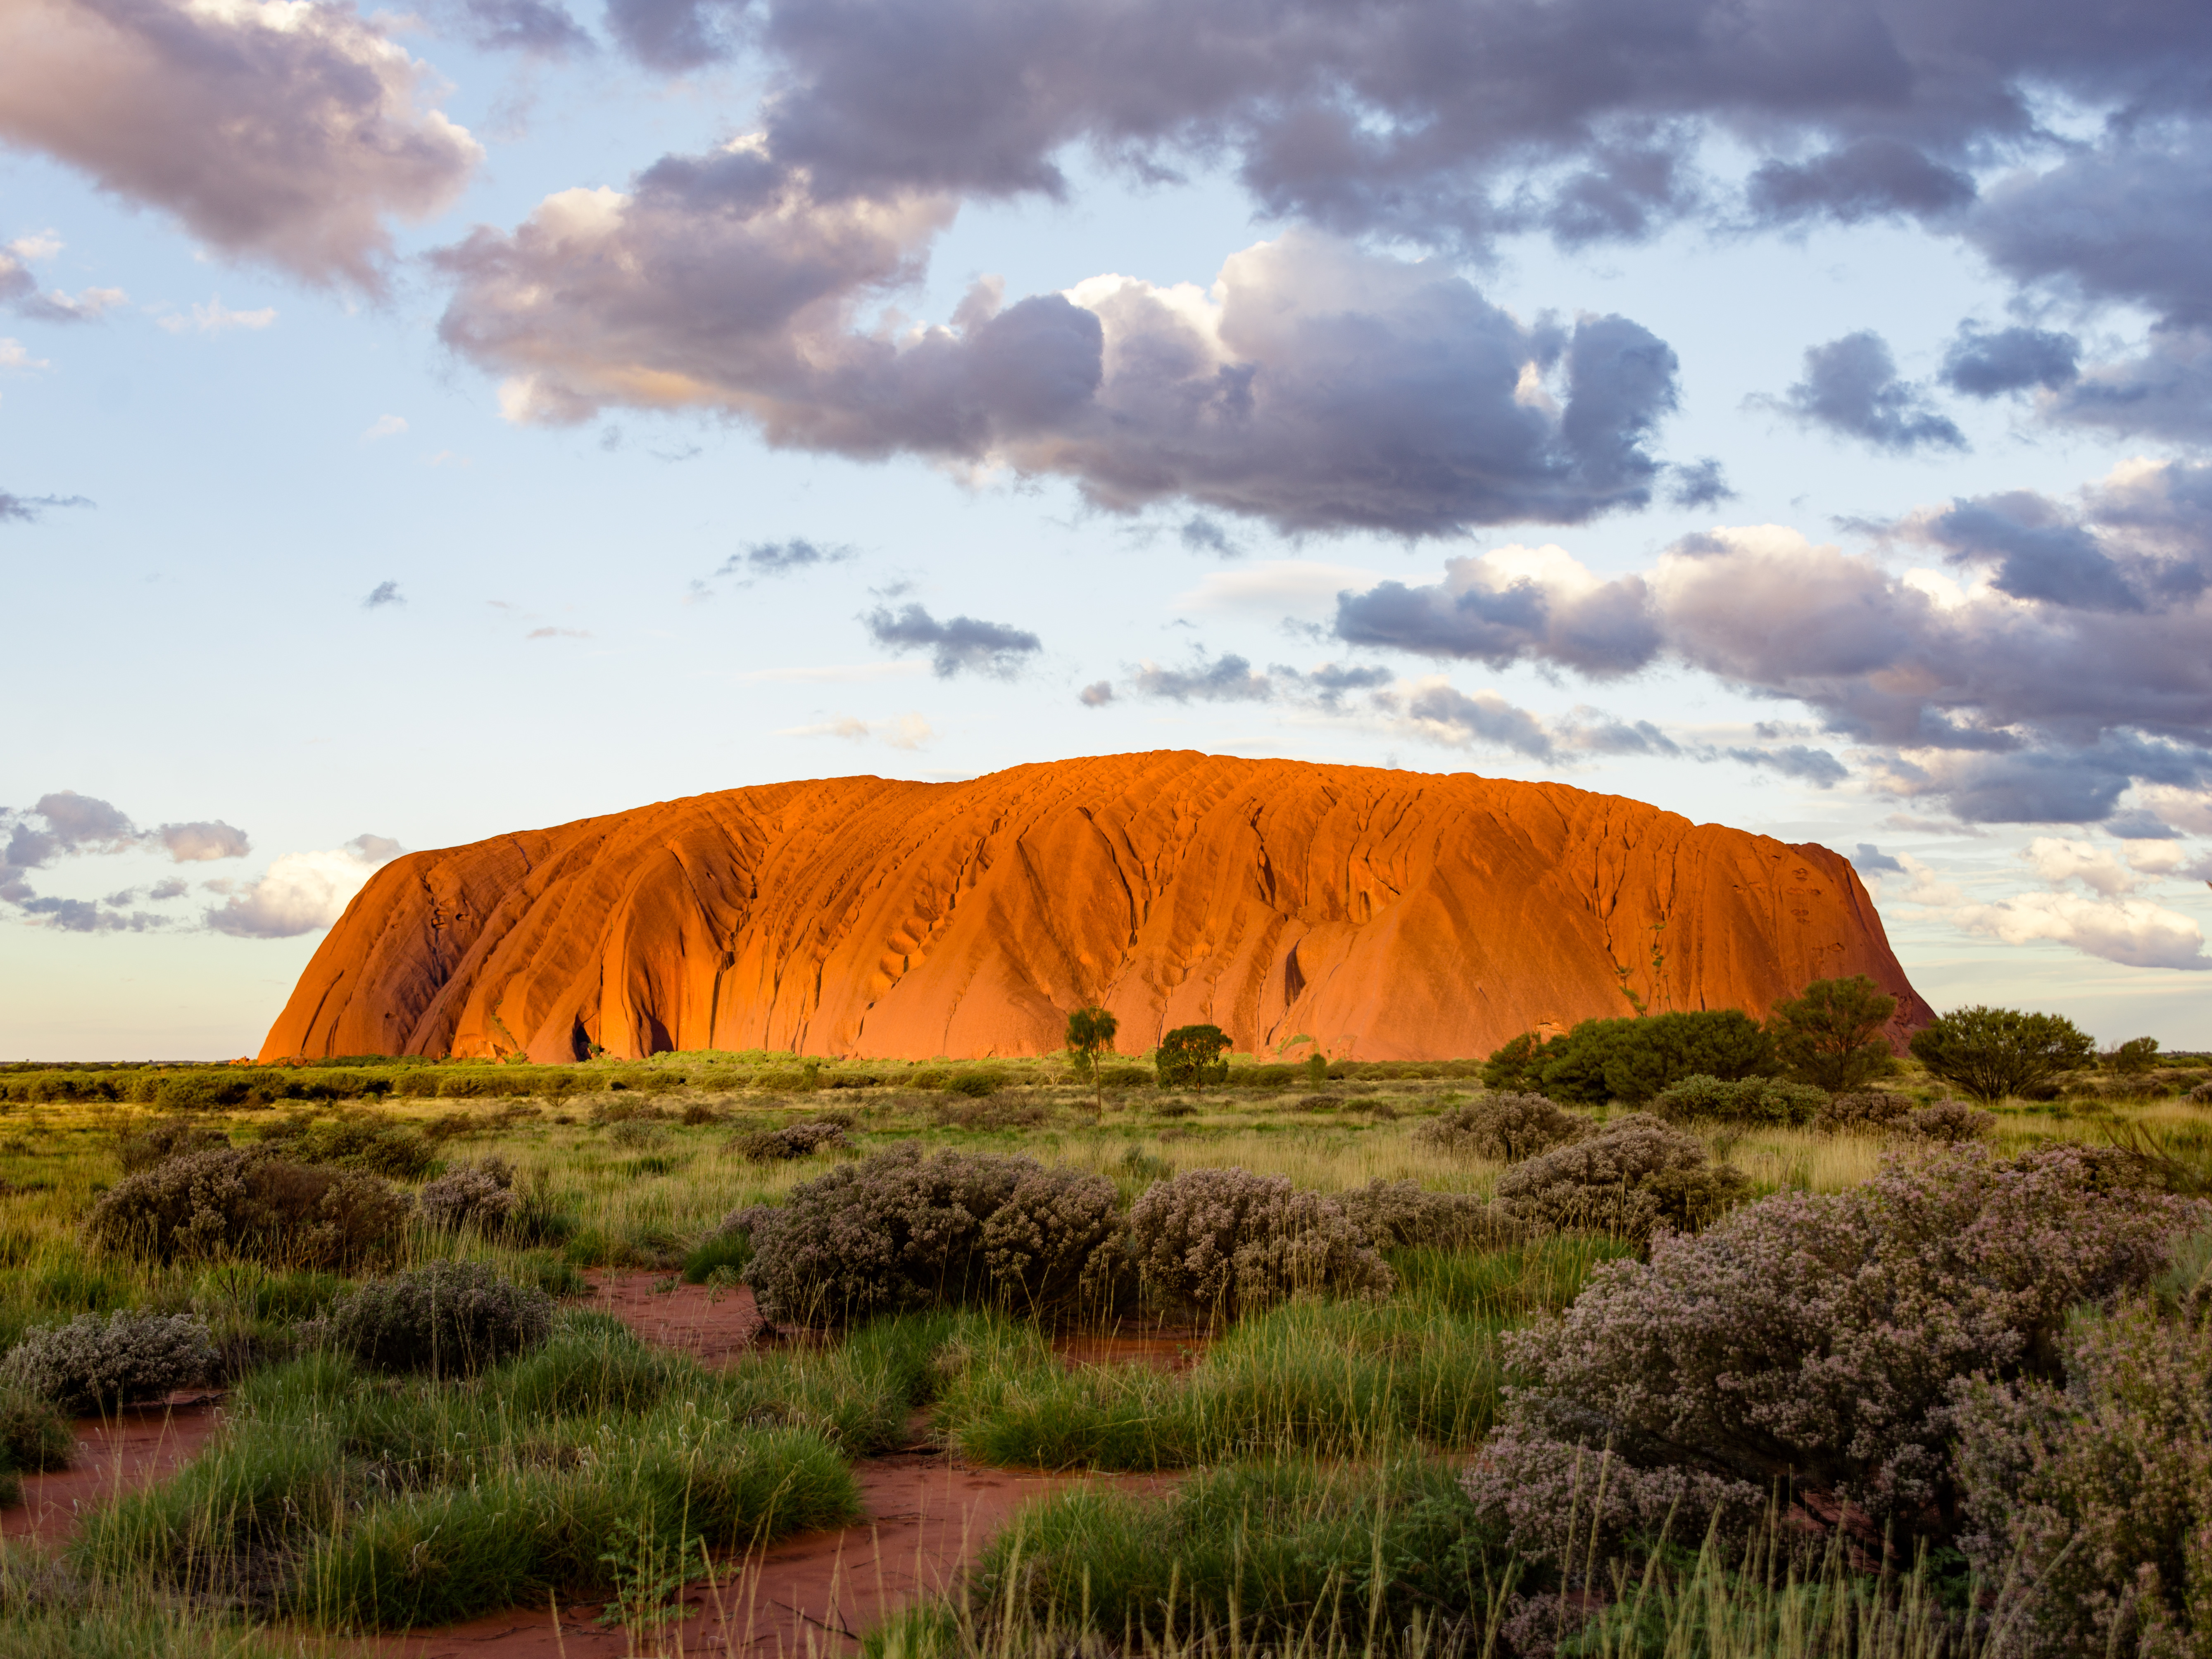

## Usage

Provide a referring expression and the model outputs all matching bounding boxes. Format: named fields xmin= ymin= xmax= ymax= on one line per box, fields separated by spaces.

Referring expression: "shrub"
xmin=1100 ymin=1065 xmax=1151 ymax=1090
xmin=415 ymin=1157 xmax=519 ymax=1233
xmin=943 ymin=1069 xmax=1004 ymax=1099
xmin=1415 ymin=1092 xmax=1590 ymax=1162
xmin=731 ymin=1121 xmax=852 ymax=1162
xmin=1649 ymin=1073 xmax=1827 ymax=1127
xmin=0 ymin=1382 xmax=72 ymax=1469
xmin=1510 ymin=1010 xmax=1779 ymax=1106
xmin=83 ymin=1148 xmax=409 ymax=1270
xmin=2109 ymin=1035 xmax=2162 ymax=1076
xmin=934 ymin=1099 xmax=1047 ymax=1130
xmin=1464 ymin=1145 xmax=2204 ymax=1565
xmin=1769 ymin=975 xmax=1900 ymax=1091
xmin=979 ymin=1165 xmax=1130 ymax=1314
xmin=737 ymin=1146 xmax=1120 ymax=1325
xmin=1493 ymin=1114 xmax=1748 ymax=1241
xmin=1910 ymin=1004 xmax=2097 ymax=1104
xmin=1123 ymin=1167 xmax=1393 ymax=1317
xmin=1900 ymin=1099 xmax=1995 ymax=1142
xmin=1334 ymin=1180 xmax=1515 ymax=1249
xmin=1951 ymin=1298 xmax=2212 ymax=1657
xmin=291 ymin=1117 xmax=441 ymax=1181
xmin=1815 ymin=1090 xmax=1912 ymax=1132
xmin=1156 ymin=1024 xmax=1231 ymax=1089
xmin=316 ymin=1260 xmax=553 ymax=1376
xmin=0 ymin=1310 xmax=216 ymax=1412
xmin=113 ymin=1118 xmax=229 ymax=1172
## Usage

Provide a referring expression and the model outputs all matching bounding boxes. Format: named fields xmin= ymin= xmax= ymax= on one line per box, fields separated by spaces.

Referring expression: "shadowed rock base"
xmin=261 ymin=750 xmax=1929 ymax=1063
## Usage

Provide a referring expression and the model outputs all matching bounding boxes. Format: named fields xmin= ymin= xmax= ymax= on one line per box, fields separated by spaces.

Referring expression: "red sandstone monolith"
xmin=258 ymin=751 xmax=1930 ymax=1062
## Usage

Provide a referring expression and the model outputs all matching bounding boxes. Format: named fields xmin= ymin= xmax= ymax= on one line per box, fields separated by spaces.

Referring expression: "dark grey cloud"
xmin=364 ymin=580 xmax=404 ymax=609
xmin=862 ymin=602 xmax=1041 ymax=677
xmin=1852 ymin=844 xmax=1905 ymax=876
xmin=1940 ymin=324 xmax=2080 ymax=398
xmin=1746 ymin=138 xmax=1976 ymax=228
xmin=1766 ymin=332 xmax=1966 ymax=455
xmin=440 ymin=211 xmax=1684 ymax=535
xmin=2045 ymin=326 xmax=2212 ymax=444
xmin=0 ymin=491 xmax=91 ymax=524
xmin=1563 ymin=715 xmax=1680 ymax=757
xmin=719 ymin=538 xmax=858 ymax=578
xmin=447 ymin=0 xmax=595 ymax=55
xmin=19 ymin=896 xmax=166 ymax=934
xmin=1727 ymin=744 xmax=1848 ymax=788
xmin=0 ymin=792 xmax=250 ymax=934
xmin=603 ymin=0 xmax=744 ymax=69
xmin=1298 ymin=662 xmax=1393 ymax=706
xmin=1918 ymin=493 xmax=2144 ymax=613
xmin=1666 ymin=458 xmax=1734 ymax=509
xmin=0 ymin=0 xmax=480 ymax=289
xmin=147 ymin=877 xmax=191 ymax=901
xmin=1078 ymin=680 xmax=1113 ymax=707
xmin=1132 ymin=653 xmax=1272 ymax=703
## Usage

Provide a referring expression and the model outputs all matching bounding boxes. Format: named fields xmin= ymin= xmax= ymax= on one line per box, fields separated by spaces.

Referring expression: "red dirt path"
xmin=0 ymin=1394 xmax=226 ymax=1549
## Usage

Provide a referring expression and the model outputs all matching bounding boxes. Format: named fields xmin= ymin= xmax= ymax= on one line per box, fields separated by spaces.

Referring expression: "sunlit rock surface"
xmin=259 ymin=751 xmax=1930 ymax=1062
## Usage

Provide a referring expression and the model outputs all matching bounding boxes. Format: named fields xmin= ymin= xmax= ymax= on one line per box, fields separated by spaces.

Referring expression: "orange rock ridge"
xmin=258 ymin=751 xmax=1931 ymax=1064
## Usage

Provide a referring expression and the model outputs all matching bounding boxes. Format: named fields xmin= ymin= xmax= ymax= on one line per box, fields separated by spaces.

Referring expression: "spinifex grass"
xmin=932 ymin=1231 xmax=1629 ymax=1474
xmin=873 ymin=1456 xmax=1522 ymax=1659
xmin=73 ymin=1310 xmax=876 ymax=1630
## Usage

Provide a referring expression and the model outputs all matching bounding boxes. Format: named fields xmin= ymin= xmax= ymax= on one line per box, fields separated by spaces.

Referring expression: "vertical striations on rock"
xmin=258 ymin=751 xmax=1933 ymax=1062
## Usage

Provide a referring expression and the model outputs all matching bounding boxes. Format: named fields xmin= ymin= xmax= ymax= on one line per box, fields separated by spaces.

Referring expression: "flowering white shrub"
xmin=1124 ymin=1166 xmax=1393 ymax=1317
xmin=1413 ymin=1093 xmax=1590 ymax=1162
xmin=1 ymin=1310 xmax=216 ymax=1412
xmin=1464 ymin=1146 xmax=2205 ymax=1564
xmin=1493 ymin=1113 xmax=1746 ymax=1240
xmin=415 ymin=1157 xmax=519 ymax=1232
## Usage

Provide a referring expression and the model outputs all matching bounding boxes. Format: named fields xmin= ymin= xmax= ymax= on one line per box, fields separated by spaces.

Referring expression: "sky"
xmin=3 ymin=0 xmax=2211 ymax=1059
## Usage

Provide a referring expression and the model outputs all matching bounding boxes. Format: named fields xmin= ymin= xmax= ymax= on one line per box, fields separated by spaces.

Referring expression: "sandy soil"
xmin=0 ymin=1394 xmax=226 ymax=1547
xmin=0 ymin=1275 xmax=1189 ymax=1657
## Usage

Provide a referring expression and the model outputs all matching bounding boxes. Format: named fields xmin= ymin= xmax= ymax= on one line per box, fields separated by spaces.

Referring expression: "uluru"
xmin=259 ymin=751 xmax=1931 ymax=1064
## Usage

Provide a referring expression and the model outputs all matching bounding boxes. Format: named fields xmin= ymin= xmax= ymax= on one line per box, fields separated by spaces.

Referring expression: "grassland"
xmin=0 ymin=1047 xmax=2205 ymax=1655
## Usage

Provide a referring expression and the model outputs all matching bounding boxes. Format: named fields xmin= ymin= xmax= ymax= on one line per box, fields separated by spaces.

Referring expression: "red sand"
xmin=0 ymin=1275 xmax=1189 ymax=1656
xmin=0 ymin=1394 xmax=226 ymax=1547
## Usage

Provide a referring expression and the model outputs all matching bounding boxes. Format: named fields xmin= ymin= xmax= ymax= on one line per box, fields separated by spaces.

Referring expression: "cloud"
xmin=1853 ymin=844 xmax=1905 ymax=876
xmin=1666 ymin=458 xmax=1735 ymax=509
xmin=1179 ymin=516 xmax=1240 ymax=557
xmin=2044 ymin=326 xmax=2212 ymax=444
xmin=1333 ymin=543 xmax=1660 ymax=677
xmin=442 ymin=0 xmax=594 ymax=56
xmin=147 ymin=877 xmax=188 ymax=901
xmin=1725 ymin=744 xmax=1848 ymax=788
xmin=205 ymin=835 xmax=405 ymax=939
xmin=861 ymin=602 xmax=1041 ymax=677
xmin=1329 ymin=459 xmax=2212 ymax=823
xmin=157 ymin=298 xmax=277 ymax=335
xmin=1762 ymin=331 xmax=1966 ymax=454
xmin=2022 ymin=836 xmax=2139 ymax=899
xmin=362 ymin=415 xmax=408 ymax=442
xmin=604 ymin=0 xmax=745 ymax=69
xmin=1746 ymin=137 xmax=1976 ymax=228
xmin=525 ymin=626 xmax=591 ymax=639
xmin=776 ymin=712 xmax=935 ymax=748
xmin=715 ymin=538 xmax=857 ymax=581
xmin=0 ymin=240 xmax=126 ymax=323
xmin=1079 ymin=680 xmax=1114 ymax=706
xmin=0 ymin=0 xmax=478 ymax=290
xmin=364 ymin=580 xmax=404 ymax=609
xmin=1132 ymin=652 xmax=1273 ymax=703
xmin=1402 ymin=680 xmax=1554 ymax=758
xmin=158 ymin=821 xmax=252 ymax=863
xmin=439 ymin=209 xmax=1685 ymax=535
xmin=1940 ymin=323 xmax=2080 ymax=398
xmin=1955 ymin=891 xmax=2211 ymax=972
xmin=0 ymin=491 xmax=91 ymax=524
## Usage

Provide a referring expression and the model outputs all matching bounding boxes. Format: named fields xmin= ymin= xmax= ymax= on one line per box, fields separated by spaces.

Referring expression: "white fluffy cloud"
xmin=204 ymin=834 xmax=402 ymax=938
xmin=1952 ymin=891 xmax=2211 ymax=972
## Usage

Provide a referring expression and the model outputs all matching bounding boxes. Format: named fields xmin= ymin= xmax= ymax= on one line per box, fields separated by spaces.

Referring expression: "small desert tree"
xmin=1156 ymin=1023 xmax=1231 ymax=1089
xmin=2110 ymin=1035 xmax=2161 ymax=1076
xmin=1910 ymin=1004 xmax=2096 ymax=1104
xmin=1770 ymin=974 xmax=1898 ymax=1091
xmin=1064 ymin=1005 xmax=1119 ymax=1112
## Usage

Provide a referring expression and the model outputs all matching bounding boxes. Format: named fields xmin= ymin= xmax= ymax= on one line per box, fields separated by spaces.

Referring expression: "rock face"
xmin=259 ymin=751 xmax=1931 ymax=1063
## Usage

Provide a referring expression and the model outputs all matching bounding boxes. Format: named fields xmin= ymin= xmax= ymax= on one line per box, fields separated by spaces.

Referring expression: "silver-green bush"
xmin=316 ymin=1259 xmax=553 ymax=1376
xmin=0 ymin=1310 xmax=216 ymax=1412
xmin=1123 ymin=1167 xmax=1394 ymax=1317
xmin=1493 ymin=1113 xmax=1748 ymax=1241
xmin=1413 ymin=1092 xmax=1589 ymax=1162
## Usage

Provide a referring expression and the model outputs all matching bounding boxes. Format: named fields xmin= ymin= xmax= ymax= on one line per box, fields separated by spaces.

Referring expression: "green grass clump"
xmin=74 ymin=1313 xmax=865 ymax=1630
xmin=960 ymin=1458 xmax=1513 ymax=1649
